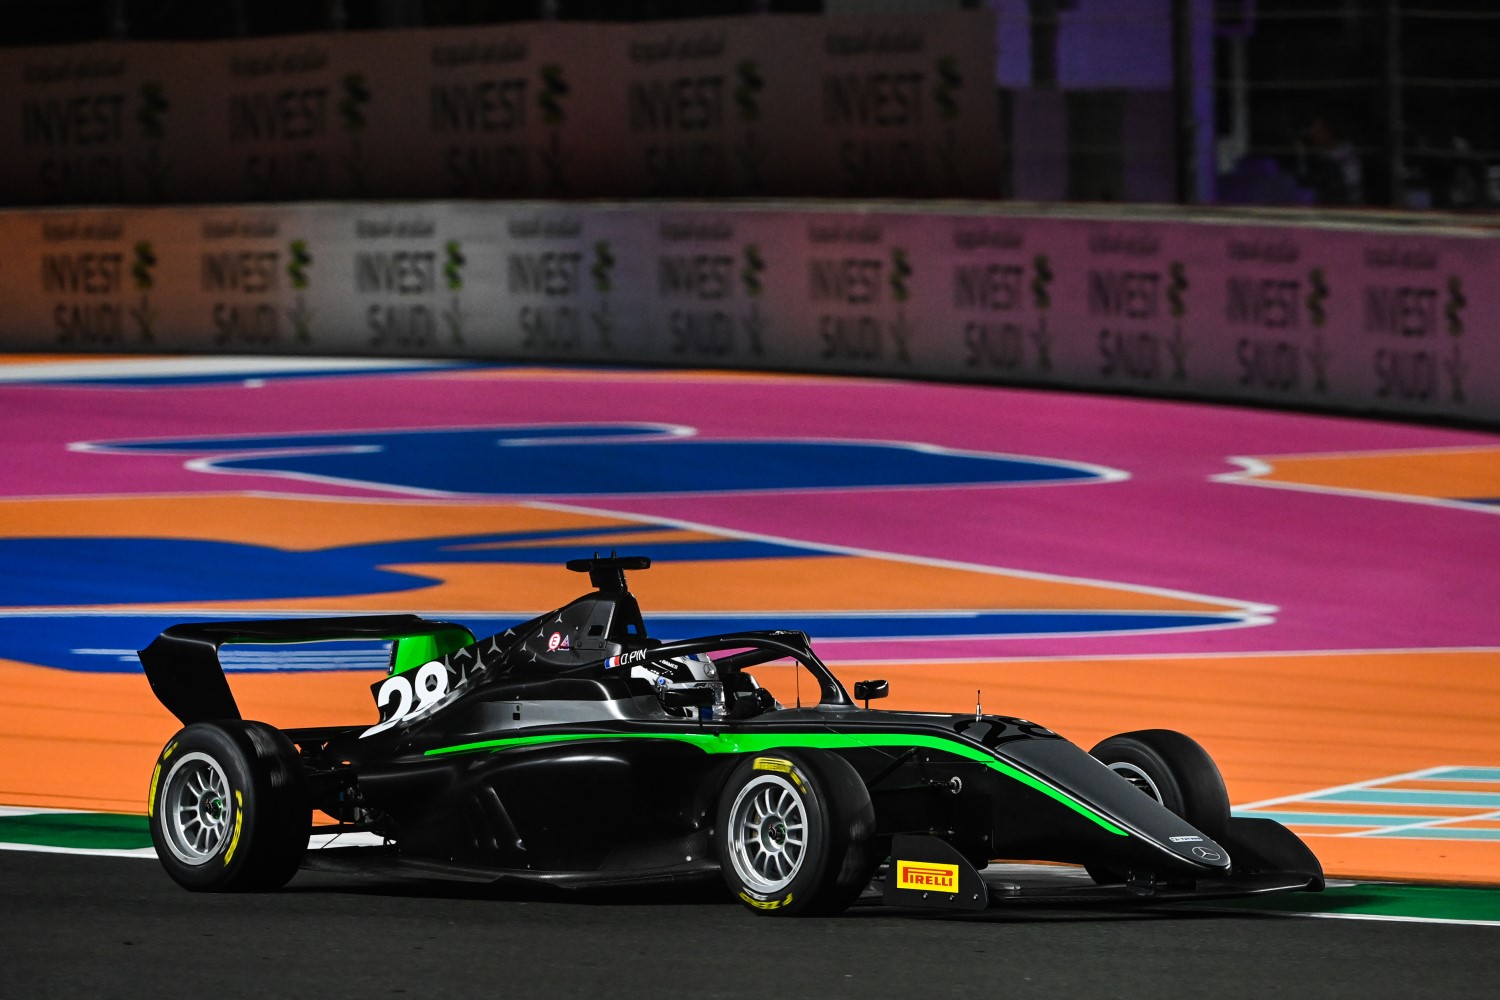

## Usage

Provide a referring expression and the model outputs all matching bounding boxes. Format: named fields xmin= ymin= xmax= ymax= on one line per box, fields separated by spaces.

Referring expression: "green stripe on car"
xmin=425 ymin=730 xmax=1129 ymax=837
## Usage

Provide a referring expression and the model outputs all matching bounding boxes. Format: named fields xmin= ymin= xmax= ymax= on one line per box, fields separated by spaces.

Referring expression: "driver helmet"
xmin=631 ymin=652 xmax=723 ymax=717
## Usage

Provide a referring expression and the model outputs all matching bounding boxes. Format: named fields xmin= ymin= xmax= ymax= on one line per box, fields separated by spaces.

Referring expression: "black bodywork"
xmin=140 ymin=556 xmax=1323 ymax=907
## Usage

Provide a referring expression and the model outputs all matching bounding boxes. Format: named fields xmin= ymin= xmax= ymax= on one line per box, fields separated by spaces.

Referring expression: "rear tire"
xmin=1085 ymin=729 xmax=1229 ymax=885
xmin=148 ymin=720 xmax=309 ymax=891
xmin=715 ymin=750 xmax=876 ymax=916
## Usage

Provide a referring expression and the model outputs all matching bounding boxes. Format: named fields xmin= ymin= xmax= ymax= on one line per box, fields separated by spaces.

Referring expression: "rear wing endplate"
xmin=138 ymin=615 xmax=475 ymax=726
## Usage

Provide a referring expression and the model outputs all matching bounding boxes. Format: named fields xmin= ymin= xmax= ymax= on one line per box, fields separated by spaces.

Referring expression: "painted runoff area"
xmin=1 ymin=357 xmax=1498 ymax=924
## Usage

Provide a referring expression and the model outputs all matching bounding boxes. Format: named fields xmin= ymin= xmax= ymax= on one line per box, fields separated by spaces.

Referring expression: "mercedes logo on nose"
xmin=1192 ymin=846 xmax=1223 ymax=861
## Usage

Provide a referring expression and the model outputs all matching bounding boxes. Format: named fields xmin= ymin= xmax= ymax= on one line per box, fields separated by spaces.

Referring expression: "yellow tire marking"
xmin=224 ymin=790 xmax=244 ymax=865
xmin=738 ymin=891 xmax=794 ymax=911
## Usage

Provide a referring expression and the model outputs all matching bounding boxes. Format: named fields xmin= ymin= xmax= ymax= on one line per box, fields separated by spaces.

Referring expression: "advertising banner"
xmin=3 ymin=200 xmax=1498 ymax=426
xmin=636 ymin=208 xmax=795 ymax=367
xmin=905 ymin=214 xmax=1062 ymax=385
xmin=774 ymin=210 xmax=924 ymax=373
xmin=1187 ymin=224 xmax=1343 ymax=408
xmin=1337 ymin=232 xmax=1488 ymax=422
xmin=475 ymin=204 xmax=654 ymax=362
xmin=359 ymin=22 xmax=629 ymax=200
xmin=181 ymin=35 xmax=391 ymax=203
xmin=0 ymin=210 xmax=157 ymax=351
xmin=0 ymin=42 xmax=184 ymax=205
xmin=608 ymin=18 xmax=782 ymax=197
xmin=600 ymin=11 xmax=1003 ymax=199
xmin=0 ymin=9 xmax=1001 ymax=204
xmin=788 ymin=13 xmax=1001 ymax=198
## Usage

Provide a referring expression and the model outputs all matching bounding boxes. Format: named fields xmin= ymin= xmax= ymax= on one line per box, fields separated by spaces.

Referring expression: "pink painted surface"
xmin=2 ymin=368 xmax=1495 ymax=661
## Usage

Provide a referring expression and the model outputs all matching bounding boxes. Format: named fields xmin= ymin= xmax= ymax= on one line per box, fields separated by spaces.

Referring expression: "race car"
xmin=141 ymin=555 xmax=1322 ymax=915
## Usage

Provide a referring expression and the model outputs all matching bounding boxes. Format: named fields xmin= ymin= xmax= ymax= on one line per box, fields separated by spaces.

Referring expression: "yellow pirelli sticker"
xmin=148 ymin=741 xmax=177 ymax=811
xmin=895 ymin=860 xmax=959 ymax=892
xmin=738 ymin=891 xmax=793 ymax=910
xmin=147 ymin=763 xmax=163 ymax=813
xmin=752 ymin=757 xmax=793 ymax=773
xmin=224 ymin=790 xmax=244 ymax=866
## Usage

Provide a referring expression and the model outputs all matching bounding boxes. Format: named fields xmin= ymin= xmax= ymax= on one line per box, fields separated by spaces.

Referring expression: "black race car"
xmin=141 ymin=556 xmax=1322 ymax=915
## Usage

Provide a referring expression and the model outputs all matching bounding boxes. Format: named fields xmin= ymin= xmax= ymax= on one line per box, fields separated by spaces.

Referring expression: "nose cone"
xmin=1167 ymin=836 xmax=1232 ymax=870
xmin=999 ymin=738 xmax=1232 ymax=871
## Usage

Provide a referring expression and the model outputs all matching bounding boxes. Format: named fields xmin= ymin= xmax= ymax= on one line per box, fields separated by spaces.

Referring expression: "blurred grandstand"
xmin=3 ymin=0 xmax=1497 ymax=209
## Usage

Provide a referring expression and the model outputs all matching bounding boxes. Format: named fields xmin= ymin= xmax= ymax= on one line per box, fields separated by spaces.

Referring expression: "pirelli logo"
xmin=895 ymin=860 xmax=959 ymax=892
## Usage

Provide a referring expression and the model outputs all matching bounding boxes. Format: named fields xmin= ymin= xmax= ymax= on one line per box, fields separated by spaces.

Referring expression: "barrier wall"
xmin=0 ymin=11 xmax=1000 ymax=204
xmin=1 ymin=199 xmax=1496 ymax=426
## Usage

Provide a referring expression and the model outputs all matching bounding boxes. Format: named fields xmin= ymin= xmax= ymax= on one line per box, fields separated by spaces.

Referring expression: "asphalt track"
xmin=3 ymin=852 xmax=1493 ymax=1000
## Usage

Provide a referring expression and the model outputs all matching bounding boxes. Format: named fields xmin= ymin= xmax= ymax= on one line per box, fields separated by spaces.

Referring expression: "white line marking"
xmin=1213 ymin=455 xmax=1500 ymax=516
xmin=71 ymin=424 xmax=1131 ymax=500
xmin=525 ymin=498 xmax=1273 ymax=618
xmin=0 ymin=842 xmax=156 ymax=858
xmin=0 ymin=357 xmax=465 ymax=384
xmin=1233 ymin=766 xmax=1456 ymax=812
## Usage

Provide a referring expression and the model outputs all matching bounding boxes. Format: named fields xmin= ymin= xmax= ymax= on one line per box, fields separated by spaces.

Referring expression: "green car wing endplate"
xmin=139 ymin=615 xmax=476 ymax=726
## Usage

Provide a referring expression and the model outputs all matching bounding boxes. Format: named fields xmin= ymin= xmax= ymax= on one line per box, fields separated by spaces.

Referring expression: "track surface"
xmin=3 ymin=852 xmax=1492 ymax=1000
xmin=1 ymin=356 xmax=1497 ymax=994
xmin=5 ymin=358 xmax=1500 ymax=881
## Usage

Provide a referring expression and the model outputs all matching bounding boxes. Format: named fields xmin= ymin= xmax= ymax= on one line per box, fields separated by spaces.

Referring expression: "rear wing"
xmin=139 ymin=615 xmax=476 ymax=726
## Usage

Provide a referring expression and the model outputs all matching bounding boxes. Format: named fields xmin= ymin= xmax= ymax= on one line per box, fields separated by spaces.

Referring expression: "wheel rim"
xmin=1108 ymin=761 xmax=1164 ymax=802
xmin=160 ymin=752 xmax=234 ymax=866
xmin=726 ymin=773 xmax=808 ymax=894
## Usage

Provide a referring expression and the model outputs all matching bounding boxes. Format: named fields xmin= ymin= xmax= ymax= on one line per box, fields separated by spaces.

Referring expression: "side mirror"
xmin=854 ymin=679 xmax=889 ymax=708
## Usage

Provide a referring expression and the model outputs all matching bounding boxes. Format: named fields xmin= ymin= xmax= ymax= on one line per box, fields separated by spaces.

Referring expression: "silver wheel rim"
xmin=1109 ymin=761 xmax=1164 ymax=802
xmin=160 ymin=751 xmax=234 ymax=866
xmin=726 ymin=773 xmax=807 ymax=894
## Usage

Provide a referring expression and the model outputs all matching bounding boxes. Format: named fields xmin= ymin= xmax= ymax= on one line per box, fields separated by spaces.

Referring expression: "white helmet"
xmin=631 ymin=652 xmax=723 ymax=717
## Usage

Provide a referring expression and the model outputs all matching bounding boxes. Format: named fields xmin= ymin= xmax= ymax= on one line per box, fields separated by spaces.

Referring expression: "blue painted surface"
xmin=1368 ymin=827 xmax=1500 ymax=840
xmin=1429 ymin=768 xmax=1500 ymax=782
xmin=1231 ymin=811 xmax=1453 ymax=827
xmin=84 ymin=425 xmax=1107 ymax=496
xmin=30 ymin=362 xmax=488 ymax=386
xmin=1 ymin=609 xmax=1249 ymax=674
xmin=0 ymin=531 xmax=803 ymax=606
xmin=1314 ymin=789 xmax=1500 ymax=808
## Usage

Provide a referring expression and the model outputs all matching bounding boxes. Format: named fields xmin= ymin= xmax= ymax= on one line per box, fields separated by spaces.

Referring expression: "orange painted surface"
xmin=3 ymin=396 xmax=1496 ymax=887
xmin=0 ymin=354 xmax=143 ymax=366
xmin=0 ymin=495 xmax=1238 ymax=615
xmin=859 ymin=650 xmax=1500 ymax=884
xmin=1243 ymin=447 xmax=1500 ymax=501
xmin=7 ymin=644 xmax=1500 ymax=883
xmin=0 ymin=657 xmax=375 ymax=813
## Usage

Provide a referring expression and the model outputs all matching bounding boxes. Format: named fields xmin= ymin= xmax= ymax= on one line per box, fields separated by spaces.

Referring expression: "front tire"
xmin=1086 ymin=729 xmax=1229 ymax=885
xmin=147 ymin=720 xmax=309 ymax=891
xmin=715 ymin=750 xmax=876 ymax=916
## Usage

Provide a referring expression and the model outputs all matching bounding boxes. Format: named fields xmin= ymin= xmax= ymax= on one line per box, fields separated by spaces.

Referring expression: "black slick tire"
xmin=715 ymin=749 xmax=876 ymax=916
xmin=147 ymin=720 xmax=309 ymax=891
xmin=1085 ymin=728 xmax=1230 ymax=885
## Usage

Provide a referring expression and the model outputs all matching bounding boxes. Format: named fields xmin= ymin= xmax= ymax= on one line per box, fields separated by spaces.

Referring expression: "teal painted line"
xmin=1430 ymin=768 xmax=1500 ymax=782
xmin=1367 ymin=827 xmax=1500 ymax=841
xmin=1315 ymin=789 xmax=1500 ymax=808
xmin=1205 ymin=883 xmax=1500 ymax=924
xmin=0 ymin=812 xmax=152 ymax=851
xmin=426 ymin=730 xmax=1131 ymax=837
xmin=1233 ymin=811 xmax=1449 ymax=827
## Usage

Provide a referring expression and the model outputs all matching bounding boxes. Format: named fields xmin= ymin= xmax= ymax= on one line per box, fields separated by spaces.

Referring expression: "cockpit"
xmin=371 ymin=555 xmax=848 ymax=736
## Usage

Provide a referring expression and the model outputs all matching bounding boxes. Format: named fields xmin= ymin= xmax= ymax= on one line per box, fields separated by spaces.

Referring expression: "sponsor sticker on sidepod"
xmin=896 ymin=861 xmax=959 ymax=892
